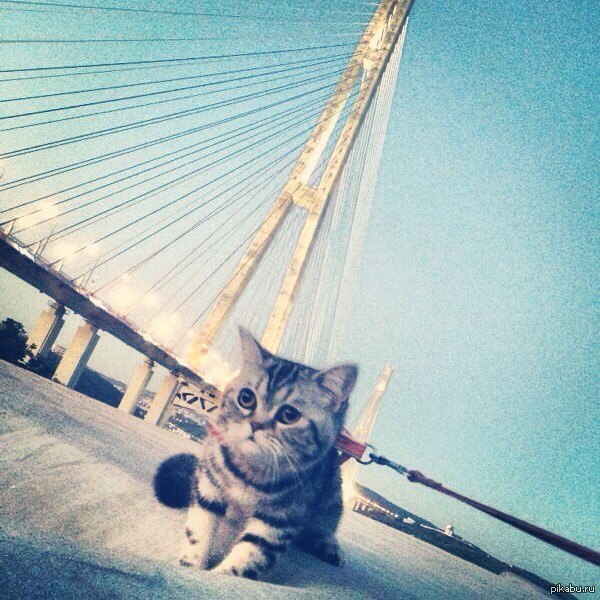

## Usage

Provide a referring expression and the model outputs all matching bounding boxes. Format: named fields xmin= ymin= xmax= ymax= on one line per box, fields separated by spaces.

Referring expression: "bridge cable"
xmin=0 ymin=1 xmax=367 ymax=24
xmin=0 ymin=75 xmax=348 ymax=193
xmin=0 ymin=52 xmax=370 ymax=135
xmin=66 ymin=119 xmax=326 ymax=286
xmin=125 ymin=156 xmax=298 ymax=318
xmin=0 ymin=43 xmax=355 ymax=75
xmin=84 ymin=124 xmax=324 ymax=290
xmin=1 ymin=67 xmax=345 ymax=158
xmin=11 ymin=94 xmax=340 ymax=233
xmin=83 ymin=87 xmax=360 ymax=299
xmin=24 ymin=88 xmax=356 ymax=250
xmin=1 ymin=52 xmax=352 ymax=104
xmin=0 ymin=89 xmax=337 ymax=227
xmin=0 ymin=60 xmax=347 ymax=121
xmin=124 ymin=143 xmax=333 ymax=345
xmin=69 ymin=131 xmax=316 ymax=277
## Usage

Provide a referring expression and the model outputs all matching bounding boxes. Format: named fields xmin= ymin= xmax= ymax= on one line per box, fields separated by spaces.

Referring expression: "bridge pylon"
xmin=27 ymin=301 xmax=66 ymax=361
xmin=343 ymin=363 xmax=394 ymax=498
xmin=186 ymin=0 xmax=413 ymax=368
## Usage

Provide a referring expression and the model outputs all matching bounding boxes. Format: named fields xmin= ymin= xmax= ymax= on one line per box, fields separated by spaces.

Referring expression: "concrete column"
xmin=118 ymin=358 xmax=154 ymax=414
xmin=28 ymin=302 xmax=66 ymax=359
xmin=53 ymin=322 xmax=99 ymax=388
xmin=145 ymin=372 xmax=180 ymax=426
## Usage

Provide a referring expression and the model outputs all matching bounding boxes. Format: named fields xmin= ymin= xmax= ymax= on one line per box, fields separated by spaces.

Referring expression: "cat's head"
xmin=216 ymin=328 xmax=358 ymax=483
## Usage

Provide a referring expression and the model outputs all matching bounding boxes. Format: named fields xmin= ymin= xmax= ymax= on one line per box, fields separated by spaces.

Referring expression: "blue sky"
xmin=1 ymin=0 xmax=598 ymax=589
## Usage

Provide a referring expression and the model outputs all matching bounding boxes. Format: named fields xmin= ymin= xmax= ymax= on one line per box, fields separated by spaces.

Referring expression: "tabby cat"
xmin=154 ymin=328 xmax=358 ymax=580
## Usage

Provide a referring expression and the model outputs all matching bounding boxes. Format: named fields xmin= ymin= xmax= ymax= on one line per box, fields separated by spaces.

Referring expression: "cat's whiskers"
xmin=253 ymin=434 xmax=276 ymax=488
xmin=291 ymin=448 xmax=317 ymax=494
xmin=276 ymin=442 xmax=307 ymax=495
xmin=266 ymin=437 xmax=292 ymax=490
xmin=265 ymin=442 xmax=280 ymax=491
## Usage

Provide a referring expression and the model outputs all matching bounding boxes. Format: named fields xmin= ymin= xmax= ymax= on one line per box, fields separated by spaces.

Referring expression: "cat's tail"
xmin=153 ymin=453 xmax=198 ymax=509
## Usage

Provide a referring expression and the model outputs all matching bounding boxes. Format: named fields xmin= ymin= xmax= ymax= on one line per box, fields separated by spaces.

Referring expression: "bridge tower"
xmin=186 ymin=0 xmax=413 ymax=367
xmin=343 ymin=364 xmax=394 ymax=497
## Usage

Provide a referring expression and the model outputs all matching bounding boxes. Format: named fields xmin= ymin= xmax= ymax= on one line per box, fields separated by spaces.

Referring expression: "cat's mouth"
xmin=216 ymin=423 xmax=285 ymax=469
xmin=239 ymin=436 xmax=264 ymax=453
xmin=237 ymin=433 xmax=283 ymax=464
xmin=210 ymin=421 xmax=257 ymax=449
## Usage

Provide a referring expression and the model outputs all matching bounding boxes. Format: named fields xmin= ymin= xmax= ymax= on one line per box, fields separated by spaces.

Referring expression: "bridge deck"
xmin=0 ymin=360 xmax=548 ymax=599
xmin=0 ymin=233 xmax=205 ymax=386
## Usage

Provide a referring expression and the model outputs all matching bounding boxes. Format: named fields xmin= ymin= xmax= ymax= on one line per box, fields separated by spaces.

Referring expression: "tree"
xmin=0 ymin=318 xmax=35 ymax=364
xmin=28 ymin=349 xmax=60 ymax=378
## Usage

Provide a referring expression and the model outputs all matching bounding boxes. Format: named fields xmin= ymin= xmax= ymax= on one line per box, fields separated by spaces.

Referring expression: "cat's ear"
xmin=314 ymin=363 xmax=358 ymax=412
xmin=238 ymin=327 xmax=270 ymax=367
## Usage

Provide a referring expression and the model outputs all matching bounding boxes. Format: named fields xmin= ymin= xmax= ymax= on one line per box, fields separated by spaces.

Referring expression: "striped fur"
xmin=174 ymin=328 xmax=357 ymax=578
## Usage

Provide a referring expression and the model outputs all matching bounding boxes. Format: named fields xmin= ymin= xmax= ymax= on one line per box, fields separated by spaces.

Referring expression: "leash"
xmin=335 ymin=430 xmax=600 ymax=567
xmin=203 ymin=422 xmax=599 ymax=565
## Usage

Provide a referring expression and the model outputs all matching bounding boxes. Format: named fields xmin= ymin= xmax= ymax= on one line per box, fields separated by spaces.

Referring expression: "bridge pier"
xmin=53 ymin=322 xmax=99 ymax=388
xmin=145 ymin=372 xmax=180 ymax=426
xmin=28 ymin=302 xmax=66 ymax=359
xmin=118 ymin=358 xmax=154 ymax=414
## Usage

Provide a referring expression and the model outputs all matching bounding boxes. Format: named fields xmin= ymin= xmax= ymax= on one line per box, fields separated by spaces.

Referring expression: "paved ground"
xmin=0 ymin=360 xmax=550 ymax=599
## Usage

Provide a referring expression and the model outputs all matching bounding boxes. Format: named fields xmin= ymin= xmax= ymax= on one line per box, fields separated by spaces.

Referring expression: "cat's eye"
xmin=275 ymin=404 xmax=301 ymax=425
xmin=237 ymin=388 xmax=256 ymax=411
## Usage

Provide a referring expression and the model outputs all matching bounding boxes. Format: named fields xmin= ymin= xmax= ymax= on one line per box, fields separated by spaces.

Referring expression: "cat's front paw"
xmin=179 ymin=553 xmax=209 ymax=570
xmin=297 ymin=535 xmax=344 ymax=567
xmin=211 ymin=564 xmax=258 ymax=580
xmin=211 ymin=564 xmax=236 ymax=576
xmin=179 ymin=558 xmax=195 ymax=568
xmin=319 ymin=541 xmax=344 ymax=567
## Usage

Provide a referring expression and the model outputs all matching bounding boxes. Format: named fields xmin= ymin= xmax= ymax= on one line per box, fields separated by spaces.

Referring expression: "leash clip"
xmin=355 ymin=443 xmax=377 ymax=465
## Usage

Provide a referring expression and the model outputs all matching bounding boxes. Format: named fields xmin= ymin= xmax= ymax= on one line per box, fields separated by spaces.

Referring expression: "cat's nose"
xmin=250 ymin=420 xmax=267 ymax=433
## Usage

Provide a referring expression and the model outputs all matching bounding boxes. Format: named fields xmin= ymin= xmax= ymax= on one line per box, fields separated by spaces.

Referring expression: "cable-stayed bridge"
xmin=0 ymin=0 xmax=411 ymax=426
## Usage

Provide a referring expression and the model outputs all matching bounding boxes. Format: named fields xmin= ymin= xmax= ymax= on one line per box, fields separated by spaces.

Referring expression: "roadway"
xmin=0 ymin=232 xmax=205 ymax=387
